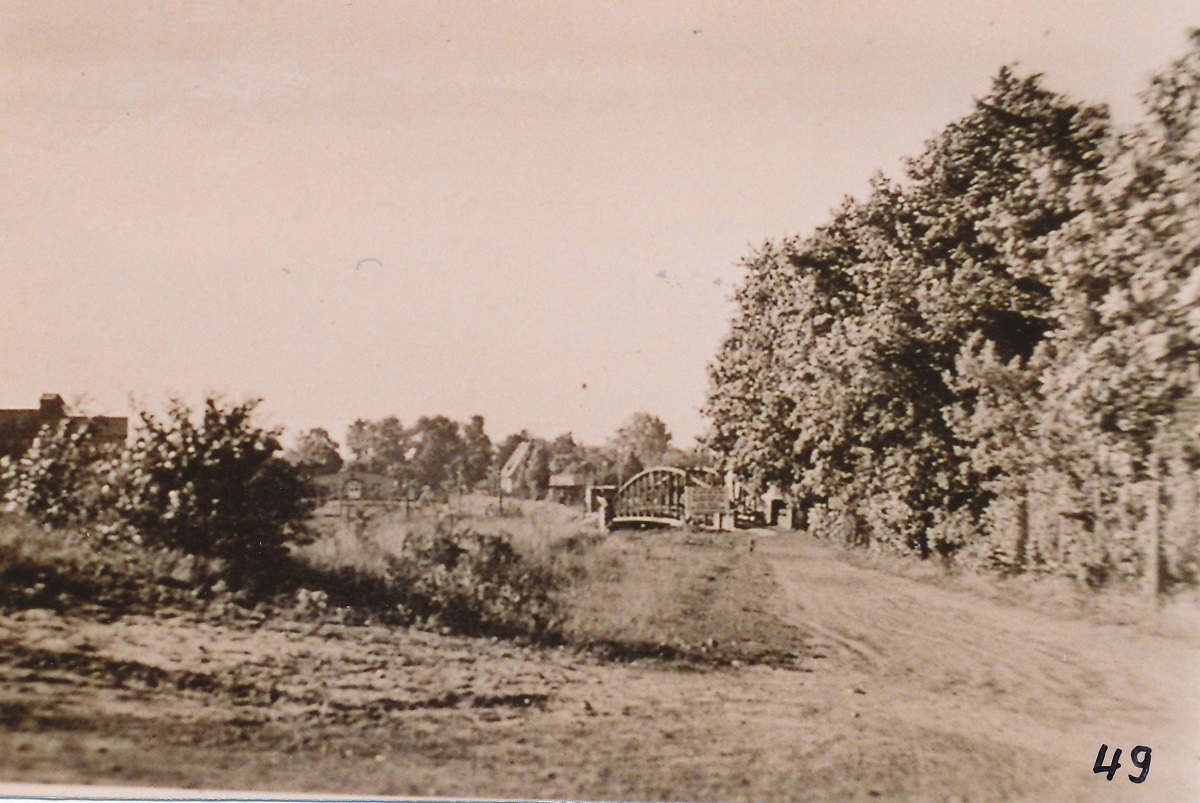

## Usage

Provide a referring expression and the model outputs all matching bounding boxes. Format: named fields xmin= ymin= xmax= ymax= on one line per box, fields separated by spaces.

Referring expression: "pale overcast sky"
xmin=1 ymin=2 xmax=1195 ymax=447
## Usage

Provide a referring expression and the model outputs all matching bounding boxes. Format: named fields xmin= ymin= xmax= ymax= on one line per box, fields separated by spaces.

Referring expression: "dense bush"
xmin=295 ymin=515 xmax=563 ymax=639
xmin=114 ymin=398 xmax=314 ymax=579
xmin=3 ymin=396 xmax=316 ymax=585
xmin=0 ymin=403 xmax=577 ymax=638
xmin=396 ymin=521 xmax=562 ymax=637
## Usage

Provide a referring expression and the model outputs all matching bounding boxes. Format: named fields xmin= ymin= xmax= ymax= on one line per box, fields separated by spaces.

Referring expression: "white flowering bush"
xmin=0 ymin=419 xmax=118 ymax=528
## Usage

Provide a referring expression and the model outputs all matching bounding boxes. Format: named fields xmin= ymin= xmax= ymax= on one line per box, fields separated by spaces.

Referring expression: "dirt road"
xmin=760 ymin=532 xmax=1200 ymax=800
xmin=0 ymin=531 xmax=1196 ymax=801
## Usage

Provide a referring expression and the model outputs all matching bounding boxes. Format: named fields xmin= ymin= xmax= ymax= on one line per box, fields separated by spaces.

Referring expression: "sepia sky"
xmin=1 ymin=2 xmax=1196 ymax=448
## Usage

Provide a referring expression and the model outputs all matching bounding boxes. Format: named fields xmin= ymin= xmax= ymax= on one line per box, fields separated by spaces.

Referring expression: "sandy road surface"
xmin=760 ymin=532 xmax=1200 ymax=801
xmin=0 ymin=532 xmax=1196 ymax=801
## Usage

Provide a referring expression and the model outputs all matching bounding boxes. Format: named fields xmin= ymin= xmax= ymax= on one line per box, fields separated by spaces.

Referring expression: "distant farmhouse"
xmin=0 ymin=394 xmax=128 ymax=460
xmin=499 ymin=441 xmax=532 ymax=494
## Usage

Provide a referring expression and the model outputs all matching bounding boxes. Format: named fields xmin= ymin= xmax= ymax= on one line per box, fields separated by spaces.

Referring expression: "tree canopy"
xmin=286 ymin=428 xmax=344 ymax=476
xmin=706 ymin=37 xmax=1200 ymax=586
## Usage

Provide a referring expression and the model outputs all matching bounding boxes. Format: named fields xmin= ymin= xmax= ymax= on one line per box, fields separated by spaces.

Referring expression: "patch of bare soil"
xmin=0 ymin=532 xmax=1197 ymax=802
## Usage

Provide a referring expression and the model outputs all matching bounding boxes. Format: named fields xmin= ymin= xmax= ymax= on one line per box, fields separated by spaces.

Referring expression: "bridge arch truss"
xmin=611 ymin=466 xmax=723 ymax=528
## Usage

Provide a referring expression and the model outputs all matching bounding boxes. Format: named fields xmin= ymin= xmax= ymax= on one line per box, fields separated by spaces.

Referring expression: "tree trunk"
xmin=1145 ymin=464 xmax=1162 ymax=601
xmin=1015 ymin=483 xmax=1029 ymax=571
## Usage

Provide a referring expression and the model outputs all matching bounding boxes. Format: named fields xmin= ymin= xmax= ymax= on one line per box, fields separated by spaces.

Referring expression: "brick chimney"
xmin=38 ymin=394 xmax=66 ymax=419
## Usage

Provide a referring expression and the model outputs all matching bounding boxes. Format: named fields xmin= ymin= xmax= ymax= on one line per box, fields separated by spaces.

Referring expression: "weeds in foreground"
xmin=0 ymin=515 xmax=226 ymax=614
xmin=0 ymin=499 xmax=801 ymax=668
xmin=291 ymin=515 xmax=566 ymax=640
xmin=0 ymin=509 xmax=567 ymax=641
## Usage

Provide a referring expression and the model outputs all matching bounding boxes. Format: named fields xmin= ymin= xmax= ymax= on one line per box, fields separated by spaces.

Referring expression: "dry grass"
xmin=557 ymin=530 xmax=802 ymax=665
xmin=393 ymin=494 xmax=601 ymax=547
xmin=0 ymin=515 xmax=219 ymax=614
xmin=2 ymin=531 xmax=1195 ymax=801
xmin=2 ymin=498 xmax=802 ymax=667
xmin=300 ymin=500 xmax=801 ymax=666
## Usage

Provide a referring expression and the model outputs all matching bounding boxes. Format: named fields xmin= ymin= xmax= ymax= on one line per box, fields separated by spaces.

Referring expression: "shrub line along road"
xmin=0 ymin=530 xmax=1196 ymax=801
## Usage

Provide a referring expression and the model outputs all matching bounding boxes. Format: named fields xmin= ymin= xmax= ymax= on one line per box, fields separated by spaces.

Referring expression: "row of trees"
xmin=494 ymin=412 xmax=710 ymax=496
xmin=706 ymin=35 xmax=1199 ymax=587
xmin=287 ymin=415 xmax=493 ymax=494
xmin=290 ymin=411 xmax=711 ymax=499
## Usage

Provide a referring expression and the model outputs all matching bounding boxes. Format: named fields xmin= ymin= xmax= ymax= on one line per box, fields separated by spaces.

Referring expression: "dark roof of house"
xmin=0 ymin=394 xmax=127 ymax=457
xmin=310 ymin=470 xmax=400 ymax=488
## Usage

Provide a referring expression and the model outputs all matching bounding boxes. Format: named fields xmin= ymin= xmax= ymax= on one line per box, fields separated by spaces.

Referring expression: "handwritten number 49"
xmin=1094 ymin=744 xmax=1152 ymax=783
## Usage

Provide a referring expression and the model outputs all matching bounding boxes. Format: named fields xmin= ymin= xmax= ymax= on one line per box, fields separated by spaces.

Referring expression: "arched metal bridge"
xmin=610 ymin=466 xmax=725 ymax=528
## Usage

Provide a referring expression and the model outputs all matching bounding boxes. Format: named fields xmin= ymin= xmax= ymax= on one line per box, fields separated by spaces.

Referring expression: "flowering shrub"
xmin=1 ymin=397 xmax=314 ymax=591
xmin=0 ymin=419 xmax=118 ymax=528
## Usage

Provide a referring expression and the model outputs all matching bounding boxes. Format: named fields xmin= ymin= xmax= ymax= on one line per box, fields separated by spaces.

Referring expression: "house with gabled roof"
xmin=499 ymin=441 xmax=532 ymax=494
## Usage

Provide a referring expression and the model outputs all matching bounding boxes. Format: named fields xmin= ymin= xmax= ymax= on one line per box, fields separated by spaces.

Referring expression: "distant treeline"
xmin=289 ymin=410 xmax=711 ymax=498
xmin=706 ymin=35 xmax=1200 ymax=588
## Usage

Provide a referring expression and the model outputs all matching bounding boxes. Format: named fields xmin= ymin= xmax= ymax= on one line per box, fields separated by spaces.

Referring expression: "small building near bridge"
xmin=499 ymin=441 xmax=532 ymax=495
xmin=548 ymin=472 xmax=586 ymax=505
xmin=310 ymin=470 xmax=402 ymax=503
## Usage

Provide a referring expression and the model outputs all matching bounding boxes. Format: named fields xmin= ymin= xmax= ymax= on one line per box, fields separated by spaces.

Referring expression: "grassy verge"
xmin=1 ymin=499 xmax=804 ymax=669
xmin=0 ymin=515 xmax=224 ymax=615
xmin=557 ymin=529 xmax=803 ymax=666
xmin=297 ymin=502 xmax=803 ymax=666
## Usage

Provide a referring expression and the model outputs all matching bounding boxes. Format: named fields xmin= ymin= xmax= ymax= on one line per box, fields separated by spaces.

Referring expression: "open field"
xmin=0 ymin=521 xmax=1197 ymax=801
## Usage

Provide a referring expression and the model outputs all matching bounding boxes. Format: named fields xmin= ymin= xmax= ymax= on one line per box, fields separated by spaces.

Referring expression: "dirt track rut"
xmin=762 ymin=532 xmax=1200 ymax=800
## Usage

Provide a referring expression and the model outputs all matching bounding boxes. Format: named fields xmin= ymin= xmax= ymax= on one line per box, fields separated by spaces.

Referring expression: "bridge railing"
xmin=610 ymin=467 xmax=726 ymax=527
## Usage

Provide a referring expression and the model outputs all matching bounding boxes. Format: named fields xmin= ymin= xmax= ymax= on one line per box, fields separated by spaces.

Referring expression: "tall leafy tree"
xmin=707 ymin=66 xmax=1112 ymax=558
xmin=408 ymin=415 xmax=466 ymax=491
xmin=616 ymin=450 xmax=644 ymax=485
xmin=547 ymin=433 xmax=583 ymax=474
xmin=612 ymin=412 xmax=673 ymax=467
xmin=460 ymin=415 xmax=494 ymax=487
xmin=1042 ymin=32 xmax=1200 ymax=478
xmin=286 ymin=428 xmax=344 ymax=476
xmin=706 ymin=239 xmax=810 ymax=495
xmin=520 ymin=440 xmax=552 ymax=499
xmin=345 ymin=416 xmax=409 ymax=476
